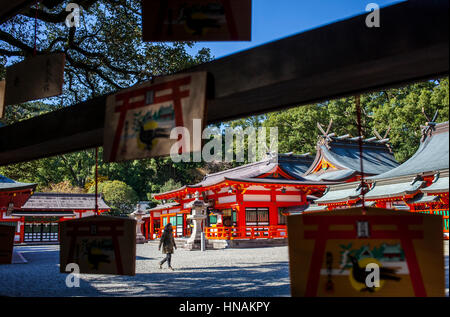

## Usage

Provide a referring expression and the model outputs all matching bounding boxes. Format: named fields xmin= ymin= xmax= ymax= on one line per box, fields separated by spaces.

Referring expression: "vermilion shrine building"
xmin=151 ymin=153 xmax=324 ymax=241
xmin=149 ymin=134 xmax=399 ymax=242
xmin=0 ymin=175 xmax=36 ymax=243
xmin=0 ymin=177 xmax=110 ymax=243
xmin=314 ymin=121 xmax=449 ymax=239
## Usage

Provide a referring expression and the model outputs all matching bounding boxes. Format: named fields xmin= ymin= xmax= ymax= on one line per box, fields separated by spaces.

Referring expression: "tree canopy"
xmin=0 ymin=0 xmax=211 ymax=104
xmin=88 ymin=180 xmax=138 ymax=214
xmin=261 ymin=78 xmax=449 ymax=163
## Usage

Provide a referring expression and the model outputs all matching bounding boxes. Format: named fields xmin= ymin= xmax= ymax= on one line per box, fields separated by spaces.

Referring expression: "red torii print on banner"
xmin=302 ymin=215 xmax=426 ymax=296
xmin=109 ymin=76 xmax=191 ymax=162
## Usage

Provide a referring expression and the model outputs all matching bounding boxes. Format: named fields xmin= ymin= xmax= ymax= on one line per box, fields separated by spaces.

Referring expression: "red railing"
xmin=151 ymin=226 xmax=191 ymax=240
xmin=205 ymin=225 xmax=287 ymax=240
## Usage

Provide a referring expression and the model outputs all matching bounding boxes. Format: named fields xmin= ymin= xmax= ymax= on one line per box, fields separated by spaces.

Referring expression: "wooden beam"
xmin=0 ymin=0 xmax=36 ymax=24
xmin=0 ymin=0 xmax=448 ymax=166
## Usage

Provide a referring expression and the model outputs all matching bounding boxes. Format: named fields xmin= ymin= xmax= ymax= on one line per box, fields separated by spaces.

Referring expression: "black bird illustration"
xmin=139 ymin=123 xmax=169 ymax=150
xmin=177 ymin=6 xmax=221 ymax=36
xmin=84 ymin=246 xmax=111 ymax=270
xmin=348 ymin=255 xmax=401 ymax=292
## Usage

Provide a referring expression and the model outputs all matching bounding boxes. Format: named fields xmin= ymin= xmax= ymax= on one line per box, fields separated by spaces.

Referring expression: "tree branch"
xmin=0 ymin=29 xmax=34 ymax=55
xmin=20 ymin=0 xmax=99 ymax=23
xmin=65 ymin=52 xmax=122 ymax=89
xmin=0 ymin=48 xmax=24 ymax=56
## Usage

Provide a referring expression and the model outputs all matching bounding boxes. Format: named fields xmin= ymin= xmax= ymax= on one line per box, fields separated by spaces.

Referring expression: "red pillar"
xmin=149 ymin=214 xmax=154 ymax=240
xmin=300 ymin=190 xmax=307 ymax=205
xmin=269 ymin=188 xmax=278 ymax=226
xmin=235 ymin=190 xmax=245 ymax=228
xmin=19 ymin=217 xmax=25 ymax=243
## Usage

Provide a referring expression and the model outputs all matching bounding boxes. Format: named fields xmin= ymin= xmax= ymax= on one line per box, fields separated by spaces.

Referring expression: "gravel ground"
xmin=0 ymin=243 xmax=290 ymax=297
xmin=0 ymin=241 xmax=448 ymax=297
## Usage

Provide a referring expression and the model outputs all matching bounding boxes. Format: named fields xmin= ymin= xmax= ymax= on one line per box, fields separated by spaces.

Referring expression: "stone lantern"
xmin=185 ymin=191 xmax=208 ymax=250
xmin=130 ymin=203 xmax=148 ymax=244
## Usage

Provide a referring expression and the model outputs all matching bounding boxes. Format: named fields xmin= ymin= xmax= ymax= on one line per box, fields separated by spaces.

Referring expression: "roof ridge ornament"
xmin=266 ymin=151 xmax=278 ymax=162
xmin=421 ymin=108 xmax=438 ymax=141
xmin=317 ymin=119 xmax=333 ymax=139
xmin=432 ymin=171 xmax=440 ymax=183
xmin=317 ymin=119 xmax=334 ymax=149
xmin=410 ymin=174 xmax=423 ymax=185
xmin=373 ymin=126 xmax=392 ymax=152
xmin=356 ymin=181 xmax=370 ymax=194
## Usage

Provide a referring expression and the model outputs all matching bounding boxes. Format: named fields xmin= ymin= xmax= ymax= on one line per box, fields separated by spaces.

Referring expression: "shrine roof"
xmin=20 ymin=193 xmax=110 ymax=210
xmin=302 ymin=204 xmax=328 ymax=212
xmin=303 ymin=134 xmax=399 ymax=181
xmin=148 ymin=202 xmax=180 ymax=212
xmin=315 ymin=186 xmax=363 ymax=204
xmin=370 ymin=121 xmax=449 ymax=180
xmin=154 ymin=153 xmax=317 ymax=198
xmin=224 ymin=177 xmax=333 ymax=186
xmin=313 ymin=174 xmax=447 ymax=205
xmin=420 ymin=176 xmax=449 ymax=194
xmin=11 ymin=210 xmax=76 ymax=217
xmin=0 ymin=174 xmax=36 ymax=192
xmin=301 ymin=169 xmax=356 ymax=182
xmin=406 ymin=193 xmax=441 ymax=205
xmin=364 ymin=179 xmax=425 ymax=200
xmin=198 ymin=153 xmax=315 ymax=186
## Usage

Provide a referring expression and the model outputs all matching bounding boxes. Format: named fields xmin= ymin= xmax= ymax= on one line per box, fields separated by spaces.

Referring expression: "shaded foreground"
xmin=0 ymin=244 xmax=290 ymax=297
xmin=0 ymin=242 xmax=448 ymax=297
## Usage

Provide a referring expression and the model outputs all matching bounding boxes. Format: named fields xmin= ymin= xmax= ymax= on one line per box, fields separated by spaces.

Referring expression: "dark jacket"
xmin=159 ymin=230 xmax=176 ymax=254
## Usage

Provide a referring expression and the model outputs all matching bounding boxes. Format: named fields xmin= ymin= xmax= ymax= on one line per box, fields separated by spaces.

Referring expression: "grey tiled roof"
xmin=0 ymin=174 xmax=36 ymax=192
xmin=323 ymin=141 xmax=399 ymax=175
xmin=303 ymin=204 xmax=328 ymax=212
xmin=364 ymin=180 xmax=424 ymax=200
xmin=276 ymin=154 xmax=316 ymax=179
xmin=224 ymin=177 xmax=333 ymax=186
xmin=11 ymin=211 xmax=76 ymax=217
xmin=196 ymin=160 xmax=276 ymax=187
xmin=406 ymin=194 xmax=440 ymax=204
xmin=302 ymin=169 xmax=356 ymax=182
xmin=304 ymin=136 xmax=399 ymax=181
xmin=148 ymin=202 xmax=180 ymax=212
xmin=20 ymin=193 xmax=110 ymax=210
xmin=421 ymin=176 xmax=449 ymax=193
xmin=312 ymin=122 xmax=449 ymax=204
xmin=370 ymin=122 xmax=449 ymax=180
xmin=315 ymin=187 xmax=362 ymax=204
xmin=197 ymin=153 xmax=315 ymax=187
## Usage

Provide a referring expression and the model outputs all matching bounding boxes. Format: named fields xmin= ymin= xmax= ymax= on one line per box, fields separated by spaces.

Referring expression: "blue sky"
xmin=189 ymin=0 xmax=405 ymax=59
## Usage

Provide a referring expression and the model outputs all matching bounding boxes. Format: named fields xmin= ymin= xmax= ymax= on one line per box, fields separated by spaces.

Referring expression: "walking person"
xmin=159 ymin=223 xmax=177 ymax=270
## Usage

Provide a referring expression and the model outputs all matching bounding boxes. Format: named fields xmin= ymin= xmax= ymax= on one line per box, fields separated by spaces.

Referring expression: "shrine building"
xmin=0 ymin=175 xmax=36 ymax=242
xmin=0 ymin=179 xmax=110 ymax=243
xmin=314 ymin=121 xmax=449 ymax=239
xmin=149 ymin=130 xmax=400 ymax=242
